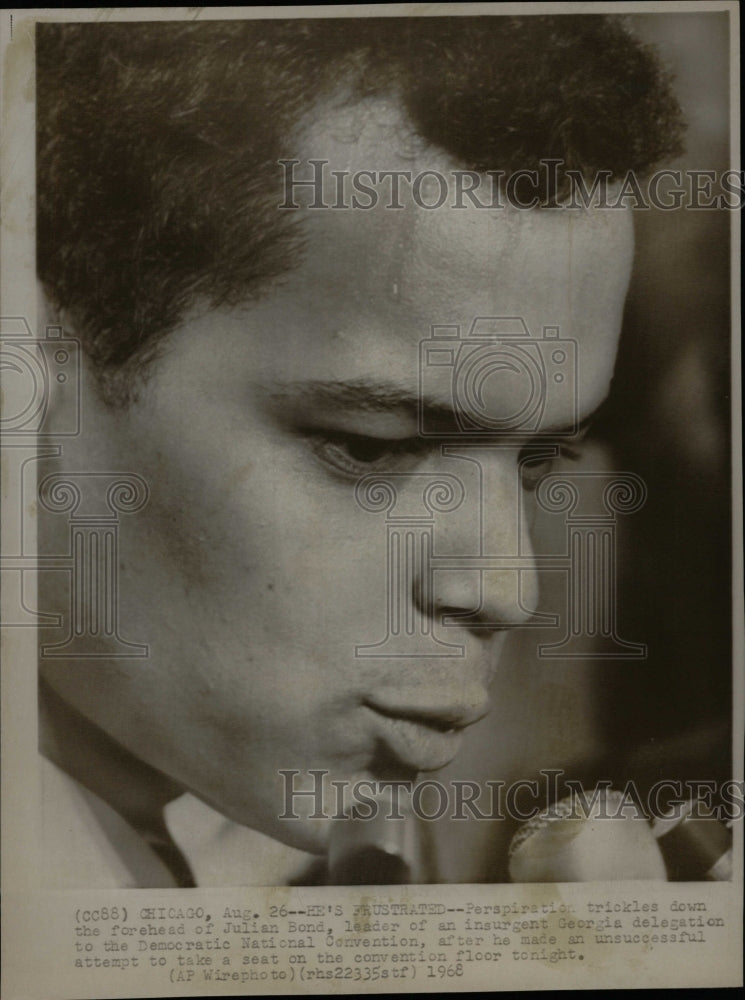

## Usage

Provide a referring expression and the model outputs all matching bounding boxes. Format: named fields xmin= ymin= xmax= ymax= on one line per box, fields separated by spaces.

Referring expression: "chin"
xmin=210 ymin=792 xmax=335 ymax=856
xmin=280 ymin=820 xmax=333 ymax=856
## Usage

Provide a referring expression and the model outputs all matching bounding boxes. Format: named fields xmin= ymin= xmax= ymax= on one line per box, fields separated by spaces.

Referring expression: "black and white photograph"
xmin=1 ymin=3 xmax=742 ymax=996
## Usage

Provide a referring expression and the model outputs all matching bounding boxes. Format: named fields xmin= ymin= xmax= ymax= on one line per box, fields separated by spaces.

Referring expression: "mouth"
xmin=363 ymin=695 xmax=490 ymax=773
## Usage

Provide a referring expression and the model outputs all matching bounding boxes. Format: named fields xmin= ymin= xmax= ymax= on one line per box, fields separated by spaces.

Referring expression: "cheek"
xmin=117 ymin=404 xmax=387 ymax=692
xmin=118 ymin=471 xmax=362 ymax=679
xmin=121 ymin=423 xmax=264 ymax=588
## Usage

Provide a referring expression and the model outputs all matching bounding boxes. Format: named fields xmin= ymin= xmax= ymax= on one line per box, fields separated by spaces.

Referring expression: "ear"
xmin=35 ymin=282 xmax=84 ymax=438
xmin=33 ymin=286 xmax=128 ymax=477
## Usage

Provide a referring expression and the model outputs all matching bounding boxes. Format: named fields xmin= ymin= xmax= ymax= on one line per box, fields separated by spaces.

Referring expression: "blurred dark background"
xmin=597 ymin=11 xmax=732 ymax=798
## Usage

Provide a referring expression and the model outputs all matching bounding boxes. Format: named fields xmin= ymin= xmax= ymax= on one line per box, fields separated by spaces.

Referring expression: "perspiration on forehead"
xmin=36 ymin=16 xmax=684 ymax=396
xmin=294 ymin=99 xmax=635 ymax=341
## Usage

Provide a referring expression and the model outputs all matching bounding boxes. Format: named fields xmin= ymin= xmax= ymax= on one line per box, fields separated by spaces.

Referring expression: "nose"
xmin=412 ymin=449 xmax=540 ymax=634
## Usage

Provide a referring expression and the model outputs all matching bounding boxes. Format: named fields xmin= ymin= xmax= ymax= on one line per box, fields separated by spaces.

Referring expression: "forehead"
xmin=144 ymin=96 xmax=634 ymax=428
xmin=243 ymin=96 xmax=633 ymax=377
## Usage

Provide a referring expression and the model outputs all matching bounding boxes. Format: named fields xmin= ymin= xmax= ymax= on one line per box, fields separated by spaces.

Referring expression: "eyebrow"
xmin=269 ymin=379 xmax=421 ymax=414
xmin=268 ymin=379 xmax=607 ymax=437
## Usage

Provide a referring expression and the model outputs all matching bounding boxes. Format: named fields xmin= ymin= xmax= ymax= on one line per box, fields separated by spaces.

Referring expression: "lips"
xmin=363 ymin=694 xmax=491 ymax=773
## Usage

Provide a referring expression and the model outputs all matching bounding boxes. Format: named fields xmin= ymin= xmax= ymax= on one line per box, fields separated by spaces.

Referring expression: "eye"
xmin=308 ymin=430 xmax=428 ymax=479
xmin=519 ymin=444 xmax=582 ymax=492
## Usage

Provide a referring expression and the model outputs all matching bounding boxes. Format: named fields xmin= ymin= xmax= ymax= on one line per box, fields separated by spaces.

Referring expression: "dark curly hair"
xmin=37 ymin=16 xmax=685 ymax=395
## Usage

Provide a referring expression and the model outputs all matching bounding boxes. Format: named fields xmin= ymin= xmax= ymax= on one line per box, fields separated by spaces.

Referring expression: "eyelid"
xmin=306 ymin=429 xmax=430 ymax=479
xmin=518 ymin=439 xmax=585 ymax=491
xmin=307 ymin=423 xmax=591 ymax=482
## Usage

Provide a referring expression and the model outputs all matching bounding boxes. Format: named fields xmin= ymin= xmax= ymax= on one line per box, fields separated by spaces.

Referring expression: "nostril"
xmin=440 ymin=605 xmax=512 ymax=638
xmin=411 ymin=565 xmax=534 ymax=634
xmin=412 ymin=576 xmax=515 ymax=632
xmin=432 ymin=596 xmax=514 ymax=639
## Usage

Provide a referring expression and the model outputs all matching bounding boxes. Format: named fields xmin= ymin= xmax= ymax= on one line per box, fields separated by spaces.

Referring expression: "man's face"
xmin=41 ymin=98 xmax=634 ymax=853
